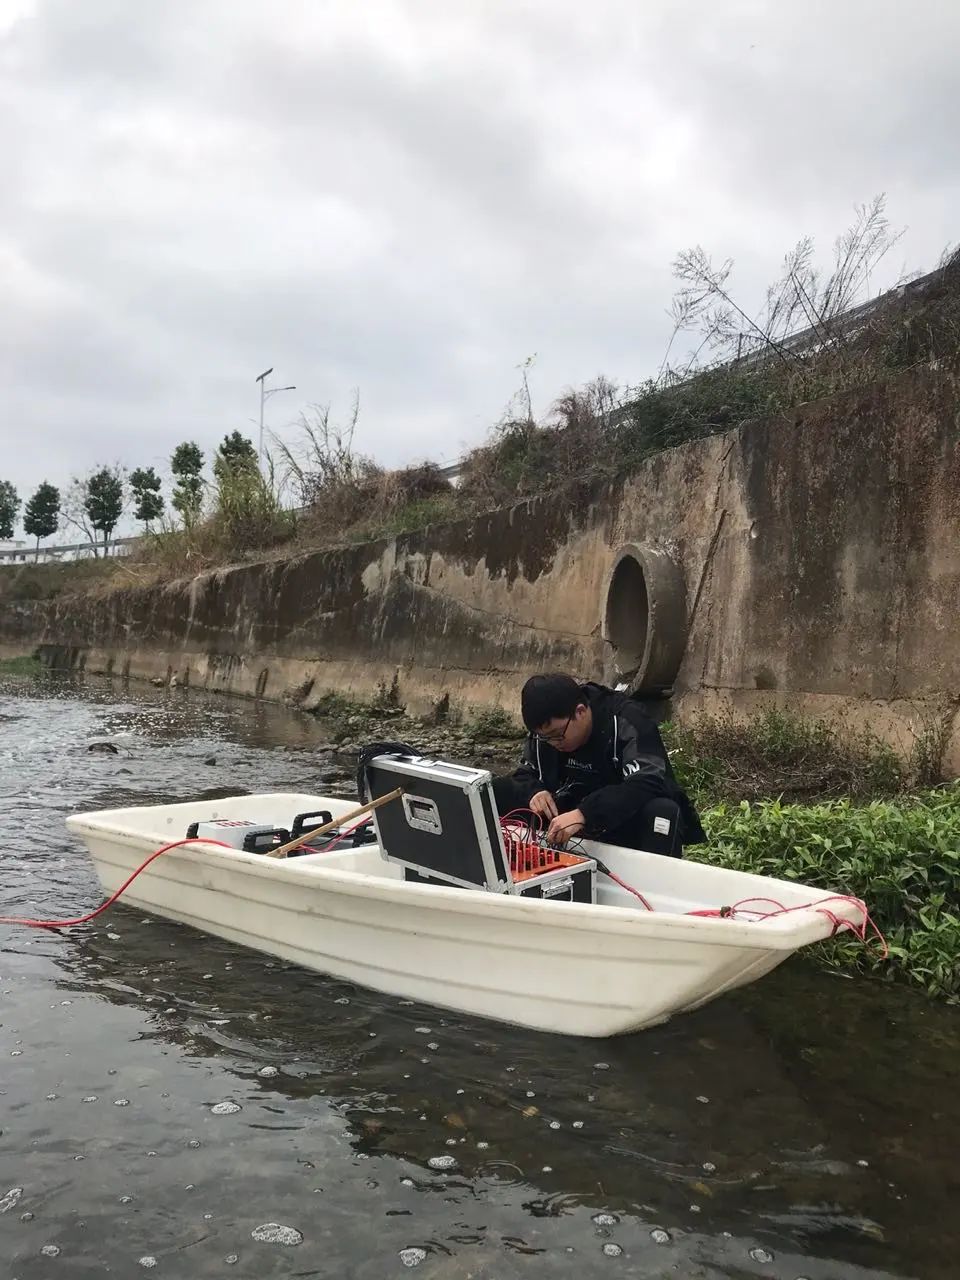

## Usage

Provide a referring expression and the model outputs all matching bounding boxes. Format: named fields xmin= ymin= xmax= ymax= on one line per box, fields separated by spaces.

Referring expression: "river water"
xmin=1 ymin=671 xmax=957 ymax=1280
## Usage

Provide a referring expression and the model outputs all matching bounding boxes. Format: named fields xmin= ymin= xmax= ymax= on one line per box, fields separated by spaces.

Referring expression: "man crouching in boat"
xmin=492 ymin=673 xmax=705 ymax=857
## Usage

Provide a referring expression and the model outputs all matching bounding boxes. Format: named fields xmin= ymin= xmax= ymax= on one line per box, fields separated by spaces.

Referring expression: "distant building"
xmin=0 ymin=539 xmax=33 ymax=564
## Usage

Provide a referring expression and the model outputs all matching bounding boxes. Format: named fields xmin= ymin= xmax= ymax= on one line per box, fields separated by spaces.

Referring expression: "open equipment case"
xmin=362 ymin=752 xmax=596 ymax=904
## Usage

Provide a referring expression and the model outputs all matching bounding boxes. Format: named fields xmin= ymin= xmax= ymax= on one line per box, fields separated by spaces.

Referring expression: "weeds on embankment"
xmin=7 ymin=199 xmax=957 ymax=601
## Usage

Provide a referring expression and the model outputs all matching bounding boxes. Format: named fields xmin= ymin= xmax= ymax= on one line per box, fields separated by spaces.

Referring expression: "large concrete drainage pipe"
xmin=602 ymin=544 xmax=688 ymax=695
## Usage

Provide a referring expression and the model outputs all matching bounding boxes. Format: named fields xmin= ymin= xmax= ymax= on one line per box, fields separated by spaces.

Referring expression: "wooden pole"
xmin=266 ymin=787 xmax=403 ymax=859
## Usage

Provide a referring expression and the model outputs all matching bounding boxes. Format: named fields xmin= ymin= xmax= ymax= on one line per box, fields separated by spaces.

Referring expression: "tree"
xmin=171 ymin=441 xmax=204 ymax=527
xmin=23 ymin=482 xmax=60 ymax=560
xmin=61 ymin=477 xmax=99 ymax=553
xmin=129 ymin=466 xmax=165 ymax=530
xmin=213 ymin=431 xmax=258 ymax=482
xmin=0 ymin=480 xmax=20 ymax=540
xmin=84 ymin=466 xmax=125 ymax=554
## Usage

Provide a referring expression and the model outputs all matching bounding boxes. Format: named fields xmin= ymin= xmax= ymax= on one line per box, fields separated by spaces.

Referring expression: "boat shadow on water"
xmin=50 ymin=906 xmax=959 ymax=1279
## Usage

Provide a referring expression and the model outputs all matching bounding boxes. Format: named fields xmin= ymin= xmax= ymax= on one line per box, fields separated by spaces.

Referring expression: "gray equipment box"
xmin=362 ymin=751 xmax=595 ymax=902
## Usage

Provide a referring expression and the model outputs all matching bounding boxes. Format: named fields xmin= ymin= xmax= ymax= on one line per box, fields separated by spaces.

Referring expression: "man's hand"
xmin=545 ymin=808 xmax=585 ymax=846
xmin=529 ymin=790 xmax=558 ymax=820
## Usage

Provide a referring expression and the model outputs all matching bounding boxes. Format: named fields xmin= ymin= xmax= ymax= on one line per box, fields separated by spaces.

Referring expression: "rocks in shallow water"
xmin=399 ymin=1247 xmax=427 ymax=1267
xmin=204 ymin=756 xmax=217 ymax=766
xmin=427 ymin=1155 xmax=458 ymax=1172
xmin=749 ymin=1247 xmax=774 ymax=1264
xmin=88 ymin=741 xmax=119 ymax=754
xmin=210 ymin=1101 xmax=241 ymax=1115
xmin=601 ymin=1242 xmax=623 ymax=1257
xmin=251 ymin=1223 xmax=303 ymax=1245
xmin=0 ymin=1187 xmax=23 ymax=1214
xmin=650 ymin=1228 xmax=670 ymax=1245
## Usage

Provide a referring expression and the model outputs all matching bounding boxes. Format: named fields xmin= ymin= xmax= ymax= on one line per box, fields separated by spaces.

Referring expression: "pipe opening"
xmin=604 ymin=552 xmax=649 ymax=679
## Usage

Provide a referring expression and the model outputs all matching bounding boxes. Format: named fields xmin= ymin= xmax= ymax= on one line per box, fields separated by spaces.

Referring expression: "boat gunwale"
xmin=65 ymin=809 xmax=857 ymax=953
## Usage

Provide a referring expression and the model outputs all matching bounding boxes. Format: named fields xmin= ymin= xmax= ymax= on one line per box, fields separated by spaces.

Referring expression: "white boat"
xmin=65 ymin=789 xmax=868 ymax=1038
xmin=62 ymin=788 xmax=870 ymax=1039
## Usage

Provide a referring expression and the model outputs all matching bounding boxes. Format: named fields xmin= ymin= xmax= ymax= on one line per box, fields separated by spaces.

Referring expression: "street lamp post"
xmin=255 ymin=367 xmax=296 ymax=463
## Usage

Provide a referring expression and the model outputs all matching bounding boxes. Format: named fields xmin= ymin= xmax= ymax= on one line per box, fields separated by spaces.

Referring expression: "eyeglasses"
xmin=535 ymin=713 xmax=573 ymax=746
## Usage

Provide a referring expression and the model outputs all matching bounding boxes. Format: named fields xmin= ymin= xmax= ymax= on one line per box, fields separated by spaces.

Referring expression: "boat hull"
xmin=65 ymin=793 xmax=859 ymax=1038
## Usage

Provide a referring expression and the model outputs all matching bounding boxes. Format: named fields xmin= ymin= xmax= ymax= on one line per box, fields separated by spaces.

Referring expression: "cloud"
xmin=0 ymin=0 xmax=956 ymax=533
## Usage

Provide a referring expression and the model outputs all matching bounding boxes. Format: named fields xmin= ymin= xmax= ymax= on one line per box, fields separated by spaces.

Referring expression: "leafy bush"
xmin=699 ymin=787 xmax=960 ymax=999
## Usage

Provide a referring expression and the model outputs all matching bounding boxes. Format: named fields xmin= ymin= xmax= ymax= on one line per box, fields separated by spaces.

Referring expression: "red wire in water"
xmin=0 ymin=837 xmax=233 ymax=930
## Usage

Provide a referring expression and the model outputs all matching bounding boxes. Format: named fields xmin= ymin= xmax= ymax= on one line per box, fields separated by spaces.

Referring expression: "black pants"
xmin=602 ymin=796 xmax=684 ymax=858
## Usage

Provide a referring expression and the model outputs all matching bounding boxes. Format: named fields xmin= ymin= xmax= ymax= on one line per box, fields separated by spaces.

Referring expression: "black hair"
xmin=520 ymin=673 xmax=585 ymax=732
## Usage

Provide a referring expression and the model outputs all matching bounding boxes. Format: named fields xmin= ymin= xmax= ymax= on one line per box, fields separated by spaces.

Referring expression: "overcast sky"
xmin=1 ymin=0 xmax=957 ymax=533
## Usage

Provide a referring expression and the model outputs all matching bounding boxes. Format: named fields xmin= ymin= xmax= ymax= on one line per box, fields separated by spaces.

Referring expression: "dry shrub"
xmin=275 ymin=402 xmax=455 ymax=543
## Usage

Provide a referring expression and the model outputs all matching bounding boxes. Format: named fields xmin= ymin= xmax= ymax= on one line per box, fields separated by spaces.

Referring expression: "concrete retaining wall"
xmin=3 ymin=363 xmax=959 ymax=773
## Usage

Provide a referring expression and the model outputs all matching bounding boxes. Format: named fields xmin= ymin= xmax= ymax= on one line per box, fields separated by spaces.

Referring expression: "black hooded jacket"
xmin=493 ymin=682 xmax=706 ymax=846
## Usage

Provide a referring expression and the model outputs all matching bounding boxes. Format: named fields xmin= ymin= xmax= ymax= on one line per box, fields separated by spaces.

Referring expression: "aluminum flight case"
xmin=363 ymin=754 xmax=511 ymax=892
xmin=363 ymin=751 xmax=597 ymax=903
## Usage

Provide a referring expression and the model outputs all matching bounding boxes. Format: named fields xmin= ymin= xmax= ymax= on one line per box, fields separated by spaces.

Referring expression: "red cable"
xmin=570 ymin=858 xmax=886 ymax=960
xmin=0 ymin=837 xmax=232 ymax=930
xmin=1 ymin=817 xmax=388 ymax=933
xmin=602 ymin=868 xmax=654 ymax=911
xmin=3 ymin=824 xmax=880 ymax=963
xmin=685 ymin=893 xmax=887 ymax=958
xmin=305 ymin=814 xmax=373 ymax=854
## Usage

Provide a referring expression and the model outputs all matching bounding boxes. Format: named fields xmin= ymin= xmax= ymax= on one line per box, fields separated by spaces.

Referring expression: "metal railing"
xmin=0 ymin=536 xmax=139 ymax=565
